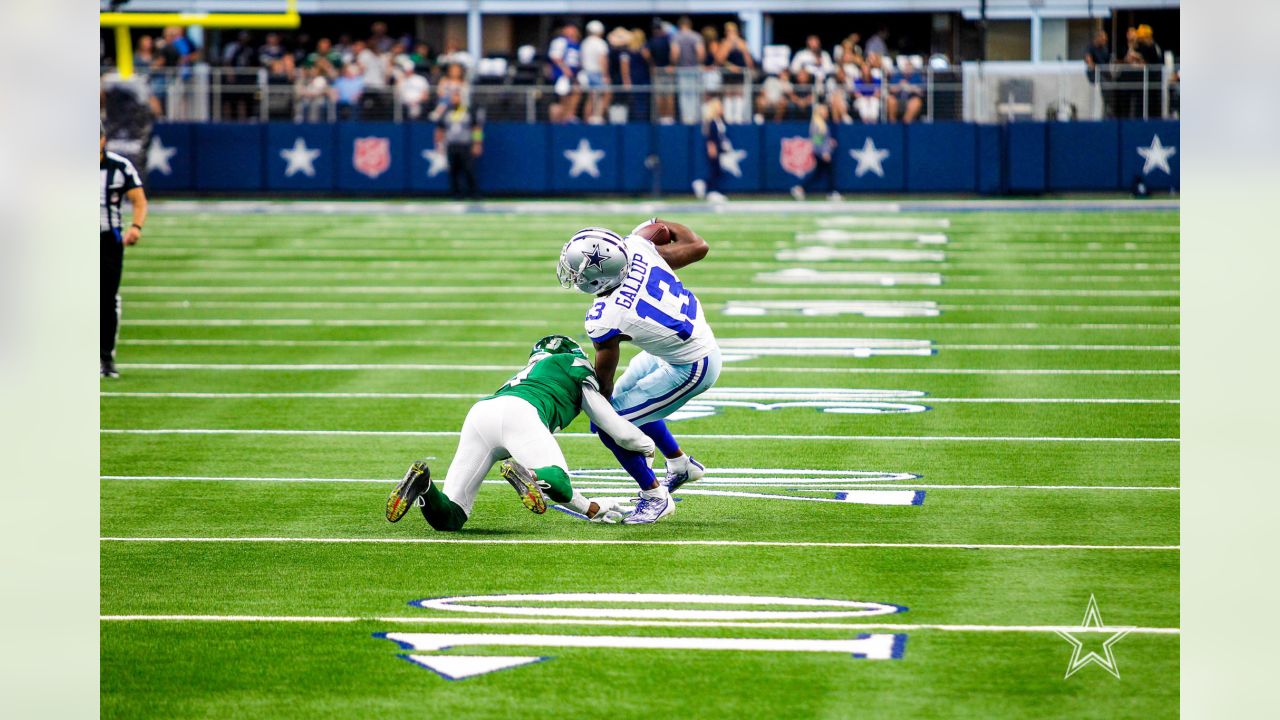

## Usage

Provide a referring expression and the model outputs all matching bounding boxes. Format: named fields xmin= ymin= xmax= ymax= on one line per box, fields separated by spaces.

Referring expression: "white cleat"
xmin=665 ymin=455 xmax=705 ymax=493
xmin=623 ymin=485 xmax=676 ymax=524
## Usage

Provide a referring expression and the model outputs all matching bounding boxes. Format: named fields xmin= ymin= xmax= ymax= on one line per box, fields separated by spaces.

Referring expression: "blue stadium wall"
xmin=145 ymin=120 xmax=1178 ymax=195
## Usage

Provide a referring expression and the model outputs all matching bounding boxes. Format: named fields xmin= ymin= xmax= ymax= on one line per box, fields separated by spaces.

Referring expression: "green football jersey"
xmin=485 ymin=353 xmax=598 ymax=433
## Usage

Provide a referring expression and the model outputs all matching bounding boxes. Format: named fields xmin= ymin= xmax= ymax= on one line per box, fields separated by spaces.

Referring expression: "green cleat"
xmin=386 ymin=460 xmax=432 ymax=523
xmin=500 ymin=459 xmax=547 ymax=514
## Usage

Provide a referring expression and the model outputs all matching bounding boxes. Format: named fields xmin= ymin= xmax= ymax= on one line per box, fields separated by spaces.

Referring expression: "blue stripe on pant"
xmin=611 ymin=349 xmax=722 ymax=427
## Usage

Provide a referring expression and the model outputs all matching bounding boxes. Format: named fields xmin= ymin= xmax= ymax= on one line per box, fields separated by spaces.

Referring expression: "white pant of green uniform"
xmin=444 ymin=395 xmax=568 ymax=516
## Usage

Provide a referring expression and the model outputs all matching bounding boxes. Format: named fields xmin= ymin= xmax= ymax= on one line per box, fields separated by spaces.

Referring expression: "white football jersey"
xmin=583 ymin=221 xmax=717 ymax=365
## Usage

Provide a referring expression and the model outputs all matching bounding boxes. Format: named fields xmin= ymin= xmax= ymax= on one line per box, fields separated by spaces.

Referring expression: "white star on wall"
xmin=422 ymin=145 xmax=449 ymax=177
xmin=849 ymin=137 xmax=890 ymax=178
xmin=1136 ymin=134 xmax=1176 ymax=175
xmin=718 ymin=139 xmax=747 ymax=178
xmin=279 ymin=137 xmax=321 ymax=177
xmin=146 ymin=135 xmax=176 ymax=175
xmin=564 ymin=138 xmax=606 ymax=178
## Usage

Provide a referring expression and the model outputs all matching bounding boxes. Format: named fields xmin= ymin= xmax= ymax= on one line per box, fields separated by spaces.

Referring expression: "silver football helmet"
xmin=557 ymin=227 xmax=630 ymax=294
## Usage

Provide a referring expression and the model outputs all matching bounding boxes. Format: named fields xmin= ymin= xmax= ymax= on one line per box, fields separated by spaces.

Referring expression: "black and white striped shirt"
xmin=100 ymin=151 xmax=142 ymax=233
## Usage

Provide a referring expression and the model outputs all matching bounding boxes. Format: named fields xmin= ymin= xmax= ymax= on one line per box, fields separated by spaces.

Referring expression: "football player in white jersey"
xmin=557 ymin=219 xmax=721 ymax=524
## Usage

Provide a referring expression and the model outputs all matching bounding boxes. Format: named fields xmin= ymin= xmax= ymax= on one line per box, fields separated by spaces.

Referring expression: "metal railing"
xmin=100 ymin=62 xmax=1178 ymax=125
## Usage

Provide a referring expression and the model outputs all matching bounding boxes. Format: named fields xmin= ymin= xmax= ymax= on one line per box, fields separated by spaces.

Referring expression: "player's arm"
xmin=124 ymin=187 xmax=147 ymax=246
xmin=651 ymin=218 xmax=709 ymax=270
xmin=580 ymin=383 xmax=655 ymax=456
xmin=591 ymin=335 xmax=623 ymax=398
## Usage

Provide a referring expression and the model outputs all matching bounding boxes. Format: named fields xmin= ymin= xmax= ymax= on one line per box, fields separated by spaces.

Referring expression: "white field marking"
xmin=723 ymin=300 xmax=940 ymax=318
xmin=119 ymin=285 xmax=1179 ymax=298
xmin=816 ymin=217 xmax=951 ymax=229
xmin=718 ymin=322 xmax=1178 ymax=330
xmin=404 ymin=632 xmax=908 ymax=658
xmin=126 ymin=300 xmax=581 ymax=311
xmin=99 ymin=429 xmax=1179 ymax=442
xmin=112 ymin=363 xmax=1181 ymax=376
xmin=776 ymin=248 xmax=946 ymax=262
xmin=99 ymin=392 xmax=1179 ymax=405
xmin=718 ymin=337 xmax=933 ymax=360
xmin=98 ymin=614 xmax=1180 ymax=635
xmin=575 ymin=486 xmax=924 ymax=506
xmin=416 ymin=593 xmax=904 ymax=620
xmin=112 ymin=338 xmax=1177 ymax=351
xmin=755 ymin=269 xmax=943 ymax=286
xmin=97 ymin=475 xmax=1179 ymax=491
xmin=99 ymin=537 xmax=1180 ymax=550
xmin=668 ymin=389 xmax=931 ymax=419
xmin=795 ymin=230 xmax=949 ymax=244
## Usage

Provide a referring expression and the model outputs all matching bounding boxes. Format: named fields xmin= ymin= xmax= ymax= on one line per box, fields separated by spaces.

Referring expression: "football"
xmin=636 ymin=221 xmax=672 ymax=246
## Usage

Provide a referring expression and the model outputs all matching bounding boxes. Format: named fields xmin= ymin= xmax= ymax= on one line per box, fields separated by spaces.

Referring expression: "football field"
xmin=100 ymin=202 xmax=1179 ymax=718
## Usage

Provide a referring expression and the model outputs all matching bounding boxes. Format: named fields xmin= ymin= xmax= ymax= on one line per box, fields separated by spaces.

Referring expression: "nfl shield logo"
xmin=780 ymin=136 xmax=816 ymax=178
xmin=353 ymin=136 xmax=391 ymax=179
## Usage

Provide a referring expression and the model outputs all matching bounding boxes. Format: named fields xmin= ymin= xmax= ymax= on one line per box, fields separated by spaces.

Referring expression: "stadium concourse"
xmin=99 ymin=197 xmax=1178 ymax=718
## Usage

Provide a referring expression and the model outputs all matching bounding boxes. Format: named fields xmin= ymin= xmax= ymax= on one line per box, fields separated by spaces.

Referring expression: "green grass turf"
xmin=101 ymin=205 xmax=1178 ymax=719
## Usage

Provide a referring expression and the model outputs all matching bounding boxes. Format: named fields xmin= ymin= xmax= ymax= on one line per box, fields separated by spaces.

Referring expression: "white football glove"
xmin=588 ymin=498 xmax=634 ymax=524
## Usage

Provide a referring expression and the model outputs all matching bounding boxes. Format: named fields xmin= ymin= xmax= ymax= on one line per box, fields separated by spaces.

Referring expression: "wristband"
xmin=130 ymin=223 xmax=143 ymax=231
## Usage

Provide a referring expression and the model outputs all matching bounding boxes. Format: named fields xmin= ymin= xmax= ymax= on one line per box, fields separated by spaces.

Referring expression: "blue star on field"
xmin=583 ymin=245 xmax=607 ymax=270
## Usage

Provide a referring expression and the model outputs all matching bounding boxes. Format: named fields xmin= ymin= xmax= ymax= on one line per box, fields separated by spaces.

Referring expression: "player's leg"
xmin=595 ymin=353 xmax=661 ymax=489
xmin=493 ymin=396 xmax=595 ymax=516
xmin=621 ymin=348 xmax=723 ymax=491
xmin=384 ymin=401 xmax=501 ymax=531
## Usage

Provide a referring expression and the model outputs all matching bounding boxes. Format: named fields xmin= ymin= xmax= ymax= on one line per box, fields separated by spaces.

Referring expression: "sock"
xmin=639 ymin=484 xmax=669 ymax=500
xmin=419 ymin=482 xmax=468 ymax=532
xmin=567 ymin=491 xmax=593 ymax=516
xmin=533 ymin=465 xmax=573 ymax=503
xmin=595 ymin=425 xmax=658 ymax=490
xmin=640 ymin=420 xmax=681 ymax=458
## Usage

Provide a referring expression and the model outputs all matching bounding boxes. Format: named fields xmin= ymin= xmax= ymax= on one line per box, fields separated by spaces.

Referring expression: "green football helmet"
xmin=530 ymin=334 xmax=587 ymax=361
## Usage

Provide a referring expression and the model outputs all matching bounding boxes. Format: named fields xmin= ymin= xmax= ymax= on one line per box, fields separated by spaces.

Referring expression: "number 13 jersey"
xmin=583 ymin=222 xmax=717 ymax=365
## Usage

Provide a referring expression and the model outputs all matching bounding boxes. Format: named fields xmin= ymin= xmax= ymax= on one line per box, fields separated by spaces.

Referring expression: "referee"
xmin=100 ymin=123 xmax=148 ymax=378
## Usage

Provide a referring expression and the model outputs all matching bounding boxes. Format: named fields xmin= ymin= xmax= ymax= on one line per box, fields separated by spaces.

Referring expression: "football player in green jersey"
xmin=385 ymin=334 xmax=655 ymax=529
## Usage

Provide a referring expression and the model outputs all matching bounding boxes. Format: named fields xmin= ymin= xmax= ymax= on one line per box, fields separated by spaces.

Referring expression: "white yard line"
xmin=121 ymin=284 xmax=1179 ymax=298
xmin=99 ymin=475 xmax=1180 ymax=491
xmin=99 ymin=429 xmax=1179 ymax=442
xmin=100 ymin=392 xmax=1179 ymax=404
xmin=97 ymin=614 xmax=1179 ymax=635
xmin=114 ymin=363 xmax=1179 ymax=376
xmin=99 ymin=537 xmax=1179 ymax=551
xmin=112 ymin=335 xmax=1177 ymax=351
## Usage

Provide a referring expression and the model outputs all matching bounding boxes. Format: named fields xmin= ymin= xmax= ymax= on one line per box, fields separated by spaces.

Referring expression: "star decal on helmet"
xmin=582 ymin=245 xmax=608 ymax=271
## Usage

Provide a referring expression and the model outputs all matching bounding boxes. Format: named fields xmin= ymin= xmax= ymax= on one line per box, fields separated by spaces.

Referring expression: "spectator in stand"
xmin=627 ymin=29 xmax=652 ymax=122
xmin=701 ymin=26 xmax=723 ymax=98
xmin=826 ymin=64 xmax=852 ymax=125
xmin=580 ymin=20 xmax=611 ymax=124
xmin=409 ymin=42 xmax=433 ymax=75
xmin=432 ymin=63 xmax=469 ymax=120
xmin=259 ymin=32 xmax=287 ymax=67
xmin=790 ymin=35 xmax=834 ymax=83
xmin=369 ymin=21 xmax=394 ymax=54
xmin=755 ymin=68 xmax=792 ymax=122
xmin=887 ymin=59 xmax=924 ymax=123
xmin=265 ymin=55 xmax=297 ymax=119
xmin=647 ymin=19 xmax=676 ymax=123
xmin=548 ymin=22 xmax=582 ymax=123
xmin=1084 ymin=30 xmax=1114 ymax=116
xmin=670 ymin=16 xmax=705 ymax=125
xmin=834 ymin=33 xmax=863 ymax=67
xmin=1132 ymin=25 xmax=1163 ymax=117
xmin=607 ymin=27 xmax=633 ymax=122
xmin=865 ymin=26 xmax=889 ymax=59
xmin=331 ymin=62 xmax=365 ymax=120
xmin=133 ymin=35 xmax=166 ymax=117
xmin=697 ymin=96 xmax=729 ymax=203
xmin=716 ymin=21 xmax=754 ymax=124
xmin=221 ymin=31 xmax=255 ymax=67
xmin=355 ymin=38 xmax=390 ymax=117
xmin=295 ymin=65 xmax=330 ymax=121
xmin=435 ymin=88 xmax=485 ymax=200
xmin=161 ymin=26 xmax=198 ymax=78
xmin=395 ymin=57 xmax=431 ymax=120
xmin=788 ymin=68 xmax=817 ymax=120
xmin=133 ymin=34 xmax=156 ymax=74
xmin=305 ymin=37 xmax=342 ymax=80
xmin=852 ymin=62 xmax=884 ymax=123
xmin=216 ymin=31 xmax=256 ymax=120
xmin=438 ymin=39 xmax=474 ymax=72
xmin=791 ymin=104 xmax=839 ymax=201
